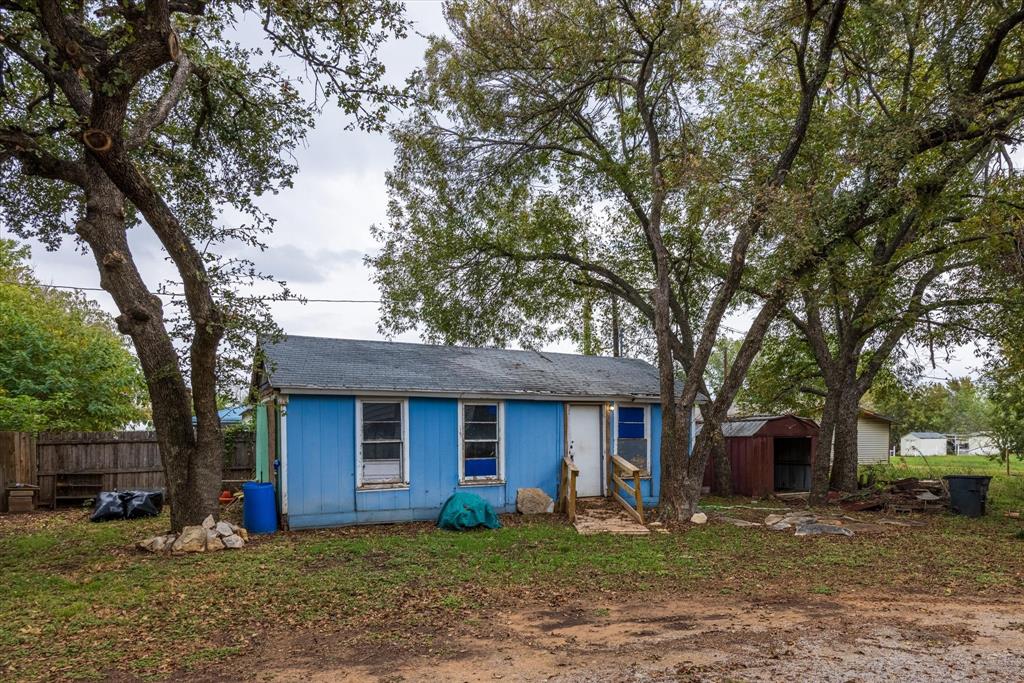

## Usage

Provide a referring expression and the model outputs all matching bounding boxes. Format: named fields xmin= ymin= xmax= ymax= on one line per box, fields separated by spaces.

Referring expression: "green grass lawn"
xmin=868 ymin=455 xmax=1024 ymax=511
xmin=2 ymin=503 xmax=1024 ymax=681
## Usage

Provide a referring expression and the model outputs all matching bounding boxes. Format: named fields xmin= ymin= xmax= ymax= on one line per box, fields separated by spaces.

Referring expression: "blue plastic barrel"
xmin=242 ymin=481 xmax=277 ymax=534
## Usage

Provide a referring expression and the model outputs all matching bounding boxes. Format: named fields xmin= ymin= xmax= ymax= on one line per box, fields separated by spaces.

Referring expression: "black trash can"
xmin=943 ymin=475 xmax=993 ymax=517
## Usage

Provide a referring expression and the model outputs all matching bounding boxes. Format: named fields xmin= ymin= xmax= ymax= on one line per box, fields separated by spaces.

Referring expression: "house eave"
xmin=269 ymin=385 xmax=666 ymax=403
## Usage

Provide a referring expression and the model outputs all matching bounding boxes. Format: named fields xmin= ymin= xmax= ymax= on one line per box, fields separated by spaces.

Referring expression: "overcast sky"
xmin=1 ymin=0 xmax=984 ymax=380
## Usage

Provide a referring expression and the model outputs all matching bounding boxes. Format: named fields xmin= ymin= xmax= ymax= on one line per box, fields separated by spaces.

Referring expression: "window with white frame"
xmin=616 ymin=405 xmax=649 ymax=475
xmin=461 ymin=402 xmax=502 ymax=480
xmin=359 ymin=400 xmax=405 ymax=485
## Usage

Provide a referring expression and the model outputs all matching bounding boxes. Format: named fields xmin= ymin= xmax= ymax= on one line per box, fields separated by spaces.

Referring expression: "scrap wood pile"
xmin=840 ymin=477 xmax=948 ymax=513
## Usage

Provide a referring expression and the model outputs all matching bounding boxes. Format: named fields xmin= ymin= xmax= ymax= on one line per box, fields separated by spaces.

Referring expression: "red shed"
xmin=702 ymin=415 xmax=819 ymax=498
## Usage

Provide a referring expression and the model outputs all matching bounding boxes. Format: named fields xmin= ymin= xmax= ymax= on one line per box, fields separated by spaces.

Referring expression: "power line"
xmin=1 ymin=280 xmax=380 ymax=303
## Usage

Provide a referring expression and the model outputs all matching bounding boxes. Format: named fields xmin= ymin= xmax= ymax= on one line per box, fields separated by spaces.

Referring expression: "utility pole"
xmin=722 ymin=343 xmax=729 ymax=396
xmin=611 ymin=296 xmax=621 ymax=357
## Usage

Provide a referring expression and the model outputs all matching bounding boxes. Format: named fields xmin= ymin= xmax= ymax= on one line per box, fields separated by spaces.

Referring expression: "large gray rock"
xmin=201 ymin=514 xmax=216 ymax=529
xmin=171 ymin=525 xmax=207 ymax=553
xmin=215 ymin=521 xmax=235 ymax=537
xmin=222 ymin=534 xmax=245 ymax=549
xmin=794 ymin=523 xmax=854 ymax=537
xmin=719 ymin=516 xmax=760 ymax=528
xmin=517 ymin=488 xmax=554 ymax=514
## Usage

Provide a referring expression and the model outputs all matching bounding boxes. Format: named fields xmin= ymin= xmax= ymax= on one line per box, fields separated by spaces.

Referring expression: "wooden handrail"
xmin=559 ymin=455 xmax=579 ymax=523
xmin=609 ymin=454 xmax=645 ymax=525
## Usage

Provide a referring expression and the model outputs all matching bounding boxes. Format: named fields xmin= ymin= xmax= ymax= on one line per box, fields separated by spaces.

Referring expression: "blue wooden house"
xmin=252 ymin=336 xmax=693 ymax=529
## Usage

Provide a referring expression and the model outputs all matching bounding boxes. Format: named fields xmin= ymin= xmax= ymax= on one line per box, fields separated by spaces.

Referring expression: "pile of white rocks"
xmin=137 ymin=515 xmax=249 ymax=554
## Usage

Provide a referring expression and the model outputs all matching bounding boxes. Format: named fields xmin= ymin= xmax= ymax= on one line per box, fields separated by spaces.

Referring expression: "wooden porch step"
xmin=572 ymin=504 xmax=650 ymax=536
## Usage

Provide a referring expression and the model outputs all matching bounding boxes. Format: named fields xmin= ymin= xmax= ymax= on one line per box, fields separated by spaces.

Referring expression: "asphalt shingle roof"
xmin=261 ymin=336 xmax=672 ymax=401
xmin=906 ymin=431 xmax=947 ymax=439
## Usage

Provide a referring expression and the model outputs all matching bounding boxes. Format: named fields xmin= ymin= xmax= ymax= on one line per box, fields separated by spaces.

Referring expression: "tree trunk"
xmin=829 ymin=390 xmax=860 ymax=492
xmin=709 ymin=422 xmax=731 ymax=495
xmin=77 ymin=167 xmax=221 ymax=531
xmin=809 ymin=391 xmax=837 ymax=506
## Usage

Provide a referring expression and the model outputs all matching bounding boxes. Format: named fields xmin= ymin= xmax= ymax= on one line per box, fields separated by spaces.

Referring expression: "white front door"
xmin=568 ymin=405 xmax=603 ymax=497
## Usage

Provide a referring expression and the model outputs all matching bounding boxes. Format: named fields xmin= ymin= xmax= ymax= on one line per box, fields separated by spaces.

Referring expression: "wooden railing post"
xmin=633 ymin=468 xmax=644 ymax=524
xmin=560 ymin=455 xmax=579 ymax=523
xmin=610 ymin=454 xmax=645 ymax=525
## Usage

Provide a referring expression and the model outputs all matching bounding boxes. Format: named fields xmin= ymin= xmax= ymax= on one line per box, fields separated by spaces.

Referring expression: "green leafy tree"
xmin=1 ymin=0 xmax=407 ymax=529
xmin=985 ymin=354 xmax=1024 ymax=469
xmin=0 ymin=239 xmax=146 ymax=431
xmin=373 ymin=0 xmax=1024 ymax=516
xmin=739 ymin=331 xmax=826 ymax=416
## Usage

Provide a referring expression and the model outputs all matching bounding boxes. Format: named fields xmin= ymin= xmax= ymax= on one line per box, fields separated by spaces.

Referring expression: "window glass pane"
xmin=363 ymin=442 xmax=402 ymax=461
xmin=363 ymin=402 xmax=400 ymax=421
xmin=465 ymin=404 xmax=497 ymax=422
xmin=619 ymin=438 xmax=648 ymax=471
xmin=465 ymin=422 xmax=498 ymax=440
xmin=363 ymin=459 xmax=401 ymax=483
xmin=465 ymin=441 xmax=497 ymax=460
xmin=363 ymin=421 xmax=401 ymax=441
xmin=464 ymin=458 xmax=497 ymax=477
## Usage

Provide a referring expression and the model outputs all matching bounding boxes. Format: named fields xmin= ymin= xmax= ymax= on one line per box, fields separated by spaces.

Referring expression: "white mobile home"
xmin=957 ymin=433 xmax=1000 ymax=456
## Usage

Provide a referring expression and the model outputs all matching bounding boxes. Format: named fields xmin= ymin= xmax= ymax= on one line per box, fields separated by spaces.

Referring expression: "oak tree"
xmin=1 ymin=0 xmax=406 ymax=528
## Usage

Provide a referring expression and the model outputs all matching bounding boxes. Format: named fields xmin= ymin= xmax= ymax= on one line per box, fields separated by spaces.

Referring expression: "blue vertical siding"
xmin=284 ymin=394 xmax=663 ymax=529
xmin=503 ymin=401 xmax=564 ymax=500
xmin=646 ymin=404 xmax=662 ymax=505
xmin=286 ymin=394 xmax=355 ymax=518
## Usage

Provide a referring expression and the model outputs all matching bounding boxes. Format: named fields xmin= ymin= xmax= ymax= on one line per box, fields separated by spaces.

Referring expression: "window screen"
xmin=463 ymin=403 xmax=499 ymax=479
xmin=617 ymin=406 xmax=648 ymax=473
xmin=361 ymin=401 xmax=403 ymax=484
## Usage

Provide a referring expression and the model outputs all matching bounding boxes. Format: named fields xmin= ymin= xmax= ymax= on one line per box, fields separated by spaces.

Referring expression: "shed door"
xmin=568 ymin=405 xmax=603 ymax=497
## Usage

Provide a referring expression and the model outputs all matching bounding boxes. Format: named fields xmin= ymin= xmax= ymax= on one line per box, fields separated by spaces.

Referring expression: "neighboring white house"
xmin=900 ymin=431 xmax=947 ymax=456
xmin=857 ymin=409 xmax=894 ymax=464
xmin=956 ymin=432 xmax=1000 ymax=456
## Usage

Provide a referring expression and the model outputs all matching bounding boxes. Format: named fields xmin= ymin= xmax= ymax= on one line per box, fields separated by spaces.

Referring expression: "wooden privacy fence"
xmin=0 ymin=431 xmax=256 ymax=508
xmin=0 ymin=432 xmax=37 ymax=512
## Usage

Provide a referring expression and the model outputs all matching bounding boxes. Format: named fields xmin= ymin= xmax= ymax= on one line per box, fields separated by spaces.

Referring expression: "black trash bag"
xmin=124 ymin=490 xmax=164 ymax=519
xmin=90 ymin=491 xmax=127 ymax=522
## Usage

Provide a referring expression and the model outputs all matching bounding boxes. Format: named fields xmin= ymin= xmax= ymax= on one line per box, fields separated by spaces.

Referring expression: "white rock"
xmin=690 ymin=512 xmax=708 ymax=524
xmin=137 ymin=535 xmax=167 ymax=552
xmin=222 ymin=534 xmax=245 ymax=549
xmin=172 ymin=525 xmax=207 ymax=553
xmin=206 ymin=533 xmax=225 ymax=551
xmin=201 ymin=514 xmax=216 ymax=529
xmin=215 ymin=521 xmax=234 ymax=537
xmin=517 ymin=487 xmax=555 ymax=514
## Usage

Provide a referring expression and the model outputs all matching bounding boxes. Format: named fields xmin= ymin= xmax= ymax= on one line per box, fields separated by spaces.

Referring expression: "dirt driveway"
xmin=218 ymin=592 xmax=1024 ymax=682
